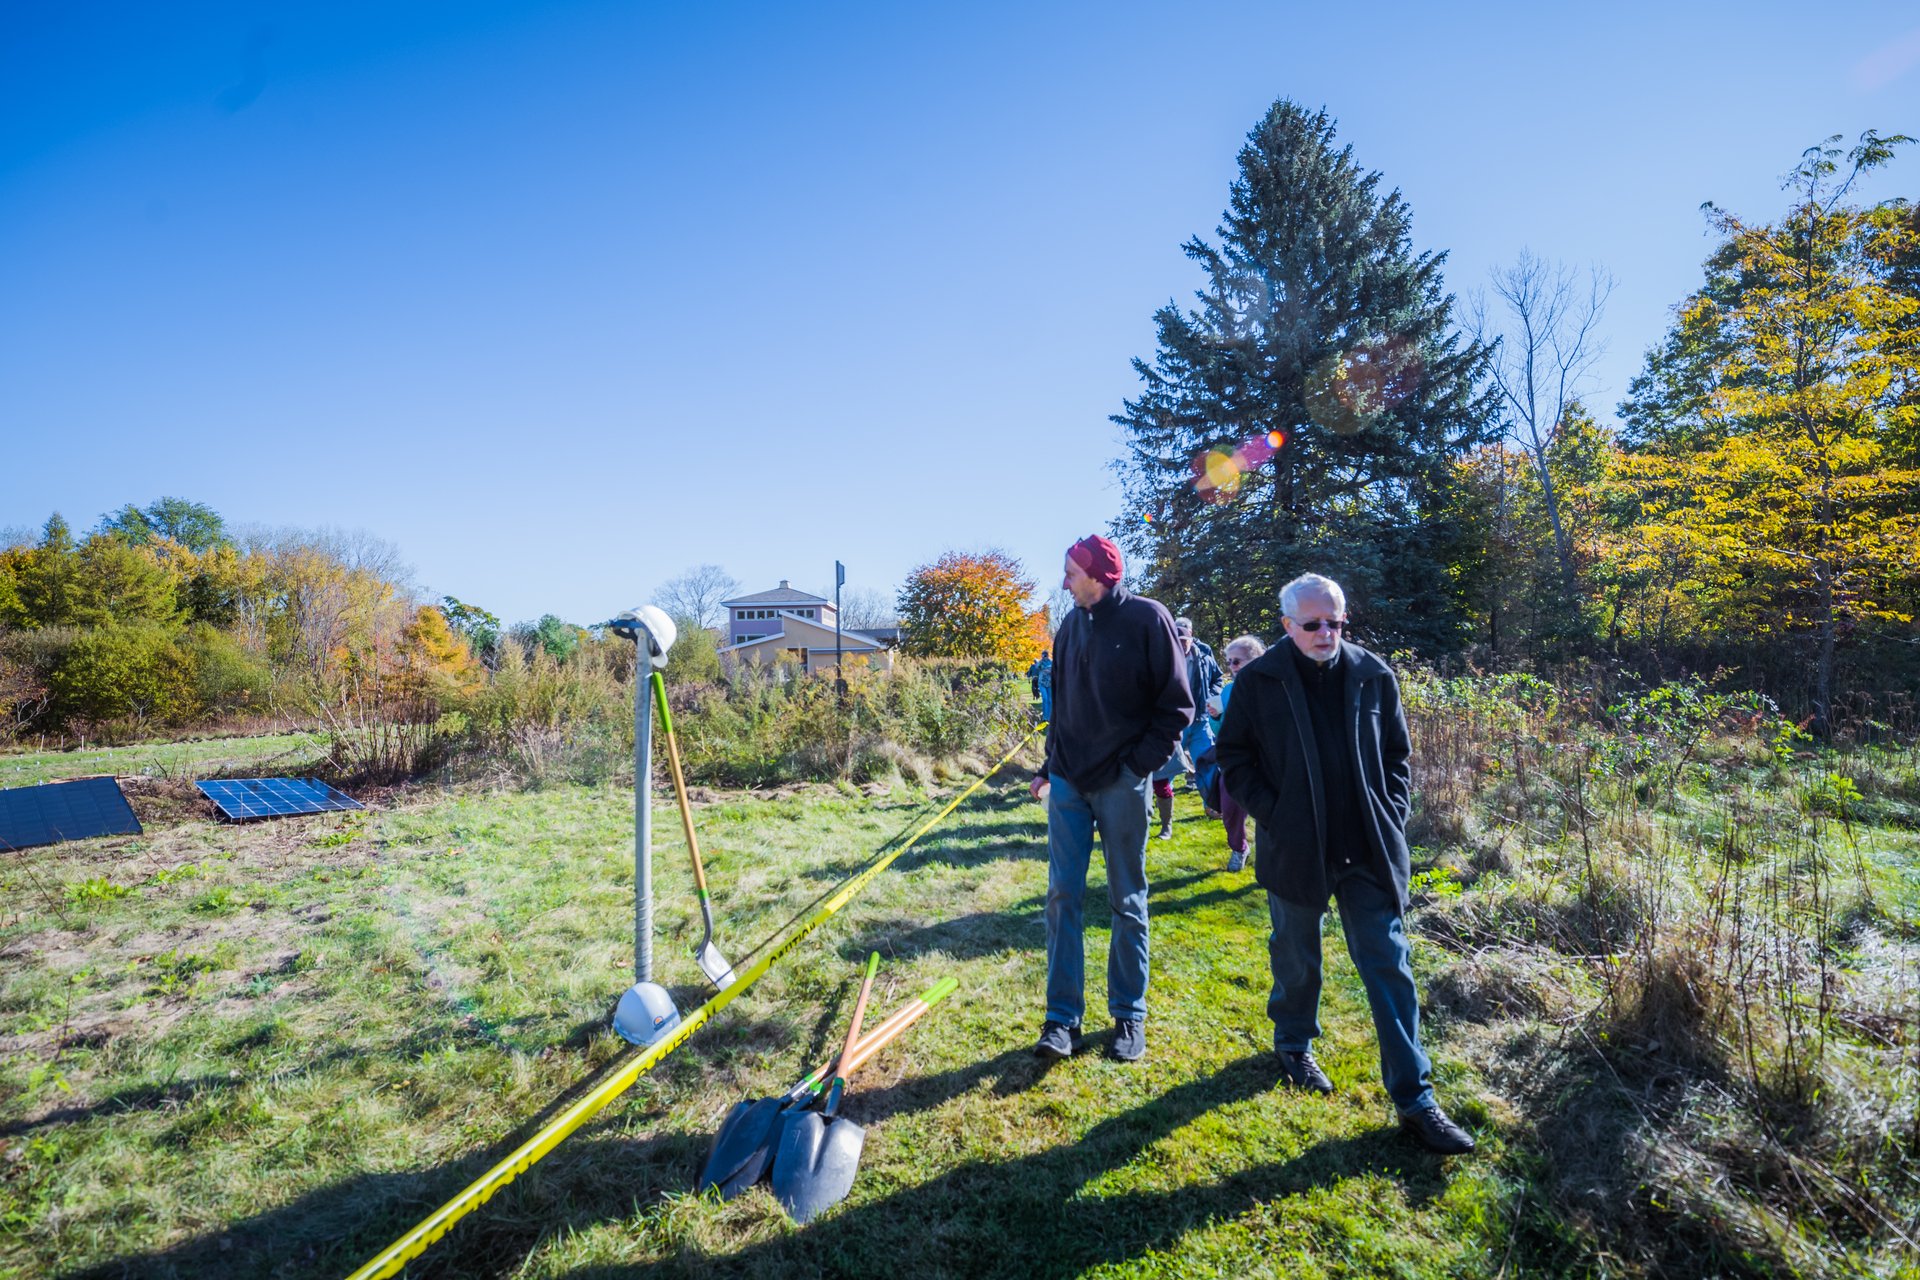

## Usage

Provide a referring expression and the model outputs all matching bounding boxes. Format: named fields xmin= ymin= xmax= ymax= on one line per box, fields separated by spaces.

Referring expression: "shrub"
xmin=46 ymin=624 xmax=198 ymax=731
xmin=663 ymin=616 xmax=721 ymax=685
xmin=183 ymin=623 xmax=274 ymax=719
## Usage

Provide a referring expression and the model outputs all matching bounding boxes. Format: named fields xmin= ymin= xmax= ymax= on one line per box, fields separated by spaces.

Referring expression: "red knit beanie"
xmin=1066 ymin=535 xmax=1123 ymax=587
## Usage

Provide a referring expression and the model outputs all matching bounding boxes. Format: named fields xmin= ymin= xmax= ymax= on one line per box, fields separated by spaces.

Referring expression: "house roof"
xmin=718 ymin=610 xmax=892 ymax=655
xmin=720 ymin=579 xmax=830 ymax=608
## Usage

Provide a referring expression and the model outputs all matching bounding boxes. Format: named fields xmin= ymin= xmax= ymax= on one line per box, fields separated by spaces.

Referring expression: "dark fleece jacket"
xmin=1039 ymin=586 xmax=1192 ymax=792
xmin=1213 ymin=637 xmax=1414 ymax=910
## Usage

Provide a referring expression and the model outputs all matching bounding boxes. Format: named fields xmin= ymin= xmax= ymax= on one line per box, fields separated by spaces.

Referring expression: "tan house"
xmin=718 ymin=581 xmax=895 ymax=676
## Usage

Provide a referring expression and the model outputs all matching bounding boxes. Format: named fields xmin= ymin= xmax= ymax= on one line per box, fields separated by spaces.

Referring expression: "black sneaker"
xmin=1107 ymin=1018 xmax=1145 ymax=1061
xmin=1400 ymin=1104 xmax=1475 ymax=1154
xmin=1276 ymin=1050 xmax=1333 ymax=1094
xmin=1034 ymin=1020 xmax=1082 ymax=1060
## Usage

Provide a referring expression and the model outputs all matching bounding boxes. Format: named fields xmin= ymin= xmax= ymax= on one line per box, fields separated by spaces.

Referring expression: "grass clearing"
xmin=0 ymin=732 xmax=327 ymax=789
xmin=2 ymin=714 xmax=1916 ymax=1278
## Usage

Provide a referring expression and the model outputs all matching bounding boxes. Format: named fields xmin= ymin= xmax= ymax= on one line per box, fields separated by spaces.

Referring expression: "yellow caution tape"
xmin=345 ymin=724 xmax=1041 ymax=1279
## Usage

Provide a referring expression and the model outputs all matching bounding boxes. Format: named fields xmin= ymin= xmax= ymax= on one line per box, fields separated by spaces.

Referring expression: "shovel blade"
xmin=696 ymin=942 xmax=737 ymax=990
xmin=769 ymin=1108 xmax=866 ymax=1224
xmin=697 ymin=1097 xmax=782 ymax=1199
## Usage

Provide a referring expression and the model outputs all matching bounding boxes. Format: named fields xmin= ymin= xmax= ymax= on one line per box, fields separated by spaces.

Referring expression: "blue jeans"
xmin=1267 ymin=866 xmax=1434 ymax=1115
xmin=1045 ymin=769 xmax=1151 ymax=1026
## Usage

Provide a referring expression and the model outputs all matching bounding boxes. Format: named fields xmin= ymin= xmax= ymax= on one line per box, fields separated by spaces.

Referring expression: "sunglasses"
xmin=1291 ymin=618 xmax=1345 ymax=633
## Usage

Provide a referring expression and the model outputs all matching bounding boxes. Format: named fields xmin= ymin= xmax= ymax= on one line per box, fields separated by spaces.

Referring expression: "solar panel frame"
xmin=196 ymin=777 xmax=365 ymax=822
xmin=0 ymin=776 xmax=143 ymax=850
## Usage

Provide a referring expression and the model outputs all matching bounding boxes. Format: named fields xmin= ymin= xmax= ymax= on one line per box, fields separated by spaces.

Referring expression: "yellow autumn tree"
xmin=1607 ymin=132 xmax=1920 ymax=730
xmin=897 ymin=550 xmax=1042 ymax=666
xmin=394 ymin=604 xmax=483 ymax=705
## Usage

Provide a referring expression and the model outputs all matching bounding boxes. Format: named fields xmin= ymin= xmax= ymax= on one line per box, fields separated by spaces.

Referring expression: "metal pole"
xmin=834 ymin=559 xmax=846 ymax=699
xmin=634 ymin=659 xmax=653 ymax=984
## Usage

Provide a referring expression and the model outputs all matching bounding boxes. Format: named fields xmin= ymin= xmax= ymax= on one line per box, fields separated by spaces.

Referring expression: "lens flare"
xmin=1188 ymin=426 xmax=1290 ymax=504
xmin=1201 ymin=449 xmax=1242 ymax=498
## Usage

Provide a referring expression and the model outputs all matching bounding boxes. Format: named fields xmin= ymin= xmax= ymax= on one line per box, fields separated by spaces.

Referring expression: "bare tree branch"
xmin=651 ymin=564 xmax=740 ymax=630
xmin=1469 ymin=251 xmax=1614 ymax=591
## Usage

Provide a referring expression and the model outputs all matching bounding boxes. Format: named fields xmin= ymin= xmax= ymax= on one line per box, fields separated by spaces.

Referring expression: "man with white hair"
xmin=1214 ymin=572 xmax=1475 ymax=1154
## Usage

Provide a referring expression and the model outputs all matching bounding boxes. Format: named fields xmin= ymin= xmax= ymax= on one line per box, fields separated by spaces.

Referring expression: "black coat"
xmin=1040 ymin=586 xmax=1192 ymax=792
xmin=1214 ymin=638 xmax=1414 ymax=910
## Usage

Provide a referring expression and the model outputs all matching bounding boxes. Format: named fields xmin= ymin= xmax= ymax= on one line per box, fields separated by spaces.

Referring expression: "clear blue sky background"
xmin=4 ymin=2 xmax=1916 ymax=626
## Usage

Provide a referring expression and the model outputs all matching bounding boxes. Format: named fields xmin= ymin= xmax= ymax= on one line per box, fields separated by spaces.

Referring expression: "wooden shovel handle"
xmin=784 ymin=977 xmax=959 ymax=1102
xmin=832 ymin=952 xmax=882 ymax=1080
xmin=650 ymin=672 xmax=709 ymax=895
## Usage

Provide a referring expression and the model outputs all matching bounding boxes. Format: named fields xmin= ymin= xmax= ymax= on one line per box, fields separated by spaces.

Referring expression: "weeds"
xmin=64 ymin=877 xmax=133 ymax=905
xmin=1413 ymin=668 xmax=1920 ymax=1276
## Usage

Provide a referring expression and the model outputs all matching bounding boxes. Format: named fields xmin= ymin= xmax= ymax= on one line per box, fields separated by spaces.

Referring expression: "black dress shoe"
xmin=1276 ymin=1050 xmax=1333 ymax=1094
xmin=1400 ymin=1104 xmax=1476 ymax=1154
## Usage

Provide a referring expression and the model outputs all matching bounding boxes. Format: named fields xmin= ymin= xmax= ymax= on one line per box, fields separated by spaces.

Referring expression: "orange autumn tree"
xmin=897 ymin=550 xmax=1043 ymax=666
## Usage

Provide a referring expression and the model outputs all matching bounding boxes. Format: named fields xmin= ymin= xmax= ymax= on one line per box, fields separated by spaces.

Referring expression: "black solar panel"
xmin=196 ymin=777 xmax=364 ymax=821
xmin=0 ymin=777 xmax=143 ymax=850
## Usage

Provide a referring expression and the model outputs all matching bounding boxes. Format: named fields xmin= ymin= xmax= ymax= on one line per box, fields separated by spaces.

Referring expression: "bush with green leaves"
xmin=45 ymin=624 xmax=198 ymax=731
xmin=183 ymin=623 xmax=274 ymax=718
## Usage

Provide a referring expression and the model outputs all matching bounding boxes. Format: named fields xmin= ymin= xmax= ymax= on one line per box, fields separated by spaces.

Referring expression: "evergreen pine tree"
xmin=1112 ymin=101 xmax=1496 ymax=653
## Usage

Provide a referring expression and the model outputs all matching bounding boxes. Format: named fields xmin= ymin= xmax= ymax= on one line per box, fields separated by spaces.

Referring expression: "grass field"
xmin=0 ymin=732 xmax=327 ymax=789
xmin=2 ymin=719 xmax=1915 ymax=1279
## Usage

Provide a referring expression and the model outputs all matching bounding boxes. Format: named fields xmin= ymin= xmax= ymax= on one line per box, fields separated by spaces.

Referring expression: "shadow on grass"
xmin=828 ymin=866 xmax=1243 ymax=968
xmin=839 ymin=906 xmax=1043 ymax=964
xmin=60 ymin=1046 xmax=1044 ymax=1280
xmin=565 ymin=1054 xmax=1453 ymax=1280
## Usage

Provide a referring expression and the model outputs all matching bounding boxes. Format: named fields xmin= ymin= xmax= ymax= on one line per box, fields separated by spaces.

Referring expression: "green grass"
xmin=0 ymin=738 xmax=1526 ymax=1280
xmin=2 ymin=723 xmax=1915 ymax=1279
xmin=0 ymin=731 xmax=326 ymax=787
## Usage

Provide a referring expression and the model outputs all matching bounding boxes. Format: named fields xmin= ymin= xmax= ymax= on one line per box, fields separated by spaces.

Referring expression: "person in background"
xmin=1215 ymin=573 xmax=1475 ymax=1155
xmin=1155 ymin=617 xmax=1223 ymax=839
xmin=1030 ymin=535 xmax=1192 ymax=1063
xmin=1150 ymin=739 xmax=1190 ymax=840
xmin=1028 ymin=648 xmax=1054 ymax=723
xmin=1209 ymin=634 xmax=1265 ymax=871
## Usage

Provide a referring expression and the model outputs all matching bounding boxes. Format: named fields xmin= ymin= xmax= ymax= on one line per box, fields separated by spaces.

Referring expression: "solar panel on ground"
xmin=0 ymin=777 xmax=143 ymax=850
xmin=196 ymin=778 xmax=365 ymax=822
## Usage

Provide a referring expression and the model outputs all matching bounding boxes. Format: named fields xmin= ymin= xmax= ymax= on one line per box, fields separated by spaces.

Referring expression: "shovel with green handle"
xmin=698 ymin=974 xmax=959 ymax=1199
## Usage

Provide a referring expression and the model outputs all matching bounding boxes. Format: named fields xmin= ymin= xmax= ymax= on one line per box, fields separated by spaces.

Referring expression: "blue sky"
xmin=4 ymin=1 xmax=1916 ymax=626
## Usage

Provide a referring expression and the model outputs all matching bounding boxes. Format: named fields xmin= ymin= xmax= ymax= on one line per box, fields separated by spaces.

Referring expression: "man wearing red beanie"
xmin=1029 ymin=535 xmax=1193 ymax=1062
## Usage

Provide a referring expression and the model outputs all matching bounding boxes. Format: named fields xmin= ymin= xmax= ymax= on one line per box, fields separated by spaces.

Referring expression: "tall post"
xmin=834 ymin=559 xmax=846 ymax=700
xmin=633 ymin=656 xmax=653 ymax=984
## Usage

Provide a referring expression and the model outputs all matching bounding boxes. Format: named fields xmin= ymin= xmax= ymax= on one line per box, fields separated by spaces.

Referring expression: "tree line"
xmin=1116 ymin=102 xmax=1916 ymax=735
xmin=0 ymin=499 xmax=600 ymax=737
